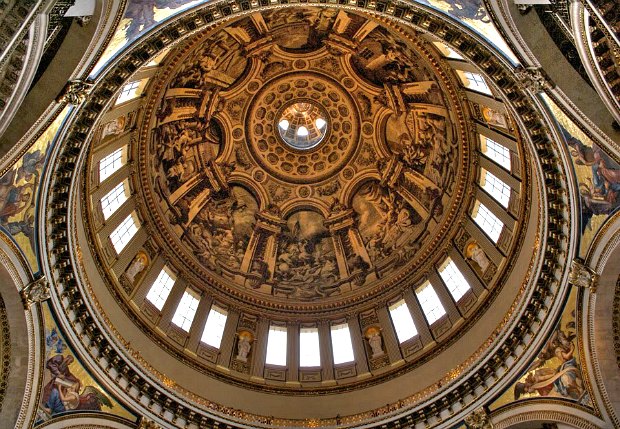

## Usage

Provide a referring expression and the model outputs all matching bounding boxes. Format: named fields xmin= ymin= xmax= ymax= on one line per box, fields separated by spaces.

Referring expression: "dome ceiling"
xmin=139 ymin=7 xmax=473 ymax=311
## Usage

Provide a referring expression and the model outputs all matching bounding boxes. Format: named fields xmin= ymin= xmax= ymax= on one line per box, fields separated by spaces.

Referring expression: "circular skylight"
xmin=277 ymin=101 xmax=328 ymax=150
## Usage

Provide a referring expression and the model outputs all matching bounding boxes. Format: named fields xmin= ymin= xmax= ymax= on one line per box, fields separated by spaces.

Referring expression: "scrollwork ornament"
xmin=513 ymin=66 xmax=552 ymax=93
xmin=464 ymin=407 xmax=493 ymax=429
xmin=20 ymin=277 xmax=50 ymax=309
xmin=569 ymin=258 xmax=598 ymax=293
xmin=138 ymin=417 xmax=163 ymax=429
xmin=56 ymin=79 xmax=94 ymax=105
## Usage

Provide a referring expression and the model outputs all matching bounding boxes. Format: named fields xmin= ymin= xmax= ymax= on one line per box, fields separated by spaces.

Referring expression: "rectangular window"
xmin=299 ymin=327 xmax=321 ymax=367
xmin=171 ymin=289 xmax=200 ymax=331
xmin=265 ymin=325 xmax=287 ymax=366
xmin=438 ymin=259 xmax=471 ymax=302
xmin=116 ymin=81 xmax=142 ymax=105
xmin=99 ymin=147 xmax=124 ymax=182
xmin=101 ymin=182 xmax=128 ymax=219
xmin=388 ymin=300 xmax=418 ymax=343
xmin=331 ymin=323 xmax=355 ymax=364
xmin=460 ymin=71 xmax=492 ymax=95
xmin=481 ymin=136 xmax=511 ymax=171
xmin=472 ymin=201 xmax=504 ymax=243
xmin=481 ymin=169 xmax=511 ymax=208
xmin=110 ymin=213 xmax=138 ymax=253
xmin=201 ymin=306 xmax=228 ymax=348
xmin=416 ymin=282 xmax=446 ymax=325
xmin=433 ymin=41 xmax=464 ymax=59
xmin=146 ymin=267 xmax=176 ymax=310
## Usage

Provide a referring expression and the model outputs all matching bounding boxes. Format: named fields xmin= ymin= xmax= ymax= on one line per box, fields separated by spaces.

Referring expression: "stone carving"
xmin=514 ymin=66 xmax=553 ymax=92
xmin=56 ymin=79 xmax=94 ymax=105
xmin=464 ymin=407 xmax=493 ymax=429
xmin=365 ymin=327 xmax=384 ymax=358
xmin=138 ymin=417 xmax=162 ymax=429
xmin=466 ymin=241 xmax=490 ymax=273
xmin=21 ymin=277 xmax=50 ymax=308
xmin=568 ymin=259 xmax=598 ymax=292
xmin=125 ymin=251 xmax=149 ymax=283
xmin=236 ymin=331 xmax=253 ymax=362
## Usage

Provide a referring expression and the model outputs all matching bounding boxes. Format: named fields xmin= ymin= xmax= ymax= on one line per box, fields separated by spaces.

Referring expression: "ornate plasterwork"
xmin=20 ymin=276 xmax=50 ymax=308
xmin=41 ymin=1 xmax=572 ymax=428
xmin=0 ymin=295 xmax=10 ymax=414
xmin=569 ymin=259 xmax=599 ymax=292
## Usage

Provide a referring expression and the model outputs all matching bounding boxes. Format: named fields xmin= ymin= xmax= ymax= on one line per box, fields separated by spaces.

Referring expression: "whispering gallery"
xmin=0 ymin=0 xmax=619 ymax=428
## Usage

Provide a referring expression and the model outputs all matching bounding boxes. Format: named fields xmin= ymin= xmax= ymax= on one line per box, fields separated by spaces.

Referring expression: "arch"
xmin=491 ymin=400 xmax=605 ymax=429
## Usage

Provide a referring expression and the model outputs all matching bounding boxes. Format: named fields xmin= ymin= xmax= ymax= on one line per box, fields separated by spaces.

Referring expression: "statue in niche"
xmin=126 ymin=252 xmax=149 ymax=283
xmin=273 ymin=211 xmax=340 ymax=300
xmin=101 ymin=115 xmax=126 ymax=139
xmin=481 ymin=106 xmax=509 ymax=130
xmin=466 ymin=241 xmax=490 ymax=274
xmin=236 ymin=331 xmax=253 ymax=362
xmin=365 ymin=327 xmax=384 ymax=358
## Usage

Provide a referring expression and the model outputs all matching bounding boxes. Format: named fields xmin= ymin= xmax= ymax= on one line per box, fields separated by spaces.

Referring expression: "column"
xmin=403 ymin=288 xmax=433 ymax=345
xmin=218 ymin=308 xmax=240 ymax=367
xmin=376 ymin=306 xmax=402 ymax=363
xmin=186 ymin=294 xmax=213 ymax=351
xmin=347 ymin=317 xmax=370 ymax=374
xmin=288 ymin=324 xmax=299 ymax=382
xmin=157 ymin=278 xmax=187 ymax=329
xmin=251 ymin=318 xmax=270 ymax=378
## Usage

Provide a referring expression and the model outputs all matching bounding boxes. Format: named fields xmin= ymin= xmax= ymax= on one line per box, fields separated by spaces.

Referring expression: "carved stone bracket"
xmin=20 ymin=277 xmax=50 ymax=309
xmin=568 ymin=258 xmax=599 ymax=293
xmin=56 ymin=79 xmax=94 ymax=105
xmin=513 ymin=66 xmax=554 ymax=92
xmin=464 ymin=407 xmax=494 ymax=429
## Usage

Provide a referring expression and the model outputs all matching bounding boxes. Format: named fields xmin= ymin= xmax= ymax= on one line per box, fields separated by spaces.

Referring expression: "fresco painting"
xmin=0 ymin=106 xmax=71 ymax=270
xmin=92 ymin=0 xmax=517 ymax=78
xmin=542 ymin=94 xmax=620 ymax=257
xmin=91 ymin=0 xmax=206 ymax=76
xmin=421 ymin=0 xmax=518 ymax=63
xmin=36 ymin=302 xmax=135 ymax=424
xmin=490 ymin=287 xmax=592 ymax=409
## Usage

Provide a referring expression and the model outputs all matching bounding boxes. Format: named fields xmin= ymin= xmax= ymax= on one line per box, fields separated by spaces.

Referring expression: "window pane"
xmin=331 ymin=323 xmax=355 ymax=364
xmin=416 ymin=282 xmax=446 ymax=324
xmin=99 ymin=148 xmax=123 ymax=182
xmin=201 ymin=306 xmax=228 ymax=348
xmin=472 ymin=201 xmax=504 ymax=243
xmin=460 ymin=71 xmax=492 ymax=95
xmin=116 ymin=81 xmax=142 ymax=104
xmin=266 ymin=325 xmax=287 ymax=366
xmin=101 ymin=182 xmax=128 ymax=219
xmin=481 ymin=170 xmax=511 ymax=208
xmin=299 ymin=328 xmax=321 ymax=367
xmin=438 ymin=259 xmax=471 ymax=302
xmin=389 ymin=300 xmax=418 ymax=343
xmin=110 ymin=213 xmax=138 ymax=253
xmin=146 ymin=267 xmax=175 ymax=310
xmin=171 ymin=290 xmax=199 ymax=331
xmin=481 ymin=137 xmax=511 ymax=171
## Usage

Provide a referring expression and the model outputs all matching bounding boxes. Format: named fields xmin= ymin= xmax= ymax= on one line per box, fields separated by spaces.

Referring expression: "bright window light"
xmin=433 ymin=41 xmax=464 ymax=59
xmin=315 ymin=118 xmax=326 ymax=129
xmin=146 ymin=267 xmax=176 ymax=310
xmin=472 ymin=201 xmax=504 ymax=243
xmin=279 ymin=119 xmax=289 ymax=131
xmin=266 ymin=325 xmax=287 ymax=366
xmin=201 ymin=306 xmax=228 ymax=348
xmin=416 ymin=282 xmax=446 ymax=325
xmin=481 ymin=169 xmax=511 ymax=208
xmin=331 ymin=323 xmax=355 ymax=364
xmin=389 ymin=300 xmax=418 ymax=343
xmin=299 ymin=327 xmax=321 ymax=367
xmin=101 ymin=182 xmax=128 ymax=219
xmin=297 ymin=126 xmax=309 ymax=137
xmin=171 ymin=289 xmax=200 ymax=331
xmin=110 ymin=213 xmax=138 ymax=253
xmin=438 ymin=259 xmax=471 ymax=302
xmin=481 ymin=136 xmax=511 ymax=171
xmin=99 ymin=148 xmax=124 ymax=182
xmin=116 ymin=81 xmax=142 ymax=105
xmin=461 ymin=71 xmax=492 ymax=95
